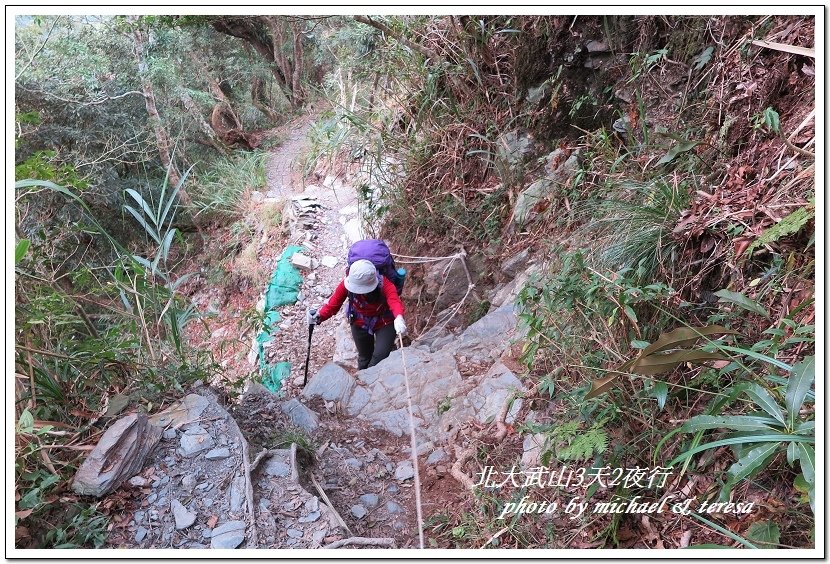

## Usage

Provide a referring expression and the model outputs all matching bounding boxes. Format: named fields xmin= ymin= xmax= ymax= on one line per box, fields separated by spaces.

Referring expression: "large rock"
xmin=72 ymin=413 xmax=162 ymax=497
xmin=281 ymin=398 xmax=320 ymax=433
xmin=332 ymin=319 xmax=358 ymax=367
xmin=455 ymin=303 xmax=518 ymax=361
xmin=344 ymin=347 xmax=463 ymax=439
xmin=513 ymin=149 xmax=580 ymax=226
xmin=496 ymin=130 xmax=535 ymax=168
xmin=210 ymin=520 xmax=246 ymax=549
xmin=440 ymin=362 xmax=525 ymax=433
xmin=302 ymin=363 xmax=356 ymax=403
xmin=424 ymin=257 xmax=471 ymax=311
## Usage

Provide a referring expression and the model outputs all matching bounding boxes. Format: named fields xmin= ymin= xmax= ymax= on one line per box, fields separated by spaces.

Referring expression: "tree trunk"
xmin=288 ymin=19 xmax=306 ymax=107
xmin=131 ymin=27 xmax=184 ymax=193
xmin=188 ymin=50 xmax=243 ymax=130
xmin=251 ymin=76 xmax=280 ymax=122
xmin=210 ymin=16 xmax=300 ymax=108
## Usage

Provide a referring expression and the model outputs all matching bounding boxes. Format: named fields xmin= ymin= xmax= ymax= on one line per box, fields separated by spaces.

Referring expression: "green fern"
xmin=747 ymin=203 xmax=814 ymax=256
xmin=541 ymin=420 xmax=609 ymax=463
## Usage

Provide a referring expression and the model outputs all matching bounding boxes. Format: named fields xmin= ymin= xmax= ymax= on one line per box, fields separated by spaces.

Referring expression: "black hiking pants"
xmin=351 ymin=323 xmax=396 ymax=370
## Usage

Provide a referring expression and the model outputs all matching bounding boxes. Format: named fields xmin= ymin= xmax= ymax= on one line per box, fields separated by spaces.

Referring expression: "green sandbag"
xmin=260 ymin=361 xmax=291 ymax=394
xmin=254 ymin=245 xmax=305 ymax=395
xmin=265 ymin=245 xmax=305 ymax=308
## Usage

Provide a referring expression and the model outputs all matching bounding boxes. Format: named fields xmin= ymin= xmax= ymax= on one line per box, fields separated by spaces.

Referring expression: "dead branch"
xmin=322 ymin=536 xmax=396 ymax=549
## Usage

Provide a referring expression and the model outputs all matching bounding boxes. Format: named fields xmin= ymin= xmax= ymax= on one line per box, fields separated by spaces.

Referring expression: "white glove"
xmin=307 ymin=309 xmax=320 ymax=326
xmin=394 ymin=315 xmax=407 ymax=336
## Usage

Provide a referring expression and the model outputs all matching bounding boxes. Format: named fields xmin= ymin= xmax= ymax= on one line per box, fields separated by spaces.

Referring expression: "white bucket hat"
xmin=345 ymin=259 xmax=379 ymax=294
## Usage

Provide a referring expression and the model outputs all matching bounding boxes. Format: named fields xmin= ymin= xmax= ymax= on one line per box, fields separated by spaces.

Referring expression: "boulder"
xmin=496 ymin=130 xmax=535 ymax=168
xmin=210 ymin=520 xmax=246 ymax=549
xmin=424 ymin=257 xmax=470 ymax=311
xmin=281 ymin=398 xmax=320 ymax=433
xmin=501 ymin=248 xmax=530 ymax=278
xmin=302 ymin=363 xmax=356 ymax=403
xmin=72 ymin=413 xmax=162 ymax=497
xmin=332 ymin=319 xmax=358 ymax=367
xmin=513 ymin=150 xmax=580 ymax=226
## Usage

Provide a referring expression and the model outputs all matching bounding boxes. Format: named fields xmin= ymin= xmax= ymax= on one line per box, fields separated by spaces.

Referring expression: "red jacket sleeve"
xmin=317 ymin=280 xmax=349 ymax=322
xmin=381 ymin=276 xmax=405 ymax=318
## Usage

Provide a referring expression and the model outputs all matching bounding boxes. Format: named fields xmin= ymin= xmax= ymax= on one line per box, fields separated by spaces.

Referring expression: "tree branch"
xmin=353 ymin=16 xmax=440 ymax=61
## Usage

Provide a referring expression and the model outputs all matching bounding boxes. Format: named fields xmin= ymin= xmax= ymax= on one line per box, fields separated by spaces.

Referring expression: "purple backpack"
xmin=347 ymin=239 xmax=404 ymax=295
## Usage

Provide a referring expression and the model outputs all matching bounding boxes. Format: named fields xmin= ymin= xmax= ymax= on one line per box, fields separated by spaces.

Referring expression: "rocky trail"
xmin=84 ymin=114 xmax=537 ymax=551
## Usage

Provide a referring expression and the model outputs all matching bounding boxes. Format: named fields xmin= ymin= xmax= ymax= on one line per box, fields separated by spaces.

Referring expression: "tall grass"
xmin=590 ymin=178 xmax=690 ymax=282
xmin=190 ymin=150 xmax=267 ymax=220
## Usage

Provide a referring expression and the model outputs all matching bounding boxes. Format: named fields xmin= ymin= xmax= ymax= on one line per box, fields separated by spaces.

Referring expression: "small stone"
xmin=134 ymin=510 xmax=145 ymax=523
xmin=386 ymin=501 xmax=403 ymax=514
xmin=350 ymin=504 xmax=368 ymax=519
xmin=162 ymin=428 xmax=177 ymax=440
xmin=395 ymin=460 xmax=415 ymax=481
xmin=305 ymin=497 xmax=319 ymax=513
xmin=386 ymin=484 xmax=399 ymax=494
xmin=230 ymin=477 xmax=245 ymax=512
xmin=135 ymin=526 xmax=148 ymax=543
xmin=148 ymin=509 xmax=159 ymax=521
xmin=172 ymin=499 xmax=196 ymax=530
xmin=286 ymin=528 xmax=303 ymax=539
xmin=427 ymin=449 xmax=447 ymax=464
xmin=202 ymin=529 xmax=213 ymax=539
xmin=344 ymin=458 xmax=362 ymax=470
xmin=298 ymin=510 xmax=321 ymax=523
xmin=128 ymin=476 xmax=148 ymax=487
xmin=290 ymin=252 xmax=313 ymax=271
xmin=196 ymin=482 xmax=214 ymax=492
xmin=178 ymin=428 xmax=215 ymax=457
xmin=321 ymin=255 xmax=338 ymax=268
xmin=312 ymin=530 xmax=326 ymax=544
xmin=147 ymin=493 xmax=157 ymax=505
xmin=359 ymin=493 xmax=379 ymax=508
xmin=203 ymin=498 xmax=214 ymax=508
xmin=210 ymin=520 xmax=246 ymax=549
xmin=205 ymin=447 xmax=231 ymax=460
xmin=264 ymin=458 xmax=290 ymax=477
xmin=181 ymin=475 xmax=196 ymax=492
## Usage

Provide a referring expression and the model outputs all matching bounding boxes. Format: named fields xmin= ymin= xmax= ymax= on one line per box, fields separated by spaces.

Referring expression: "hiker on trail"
xmin=307 ymin=258 xmax=407 ymax=370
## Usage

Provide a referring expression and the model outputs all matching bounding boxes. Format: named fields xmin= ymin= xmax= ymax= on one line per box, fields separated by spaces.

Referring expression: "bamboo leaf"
xmin=584 ymin=374 xmax=618 ymax=400
xmin=124 ymin=188 xmax=157 ymax=228
xmin=745 ymin=520 xmax=780 ymax=548
xmin=681 ymin=415 xmax=780 ymax=433
xmin=786 ymin=441 xmax=798 ymax=465
xmin=657 ymin=139 xmax=701 ymax=165
xmin=652 ymin=380 xmax=668 ymax=411
xmin=798 ymin=444 xmax=814 ymax=485
xmin=641 ymin=325 xmax=737 ymax=357
xmin=124 ymin=205 xmax=161 ymax=244
xmin=715 ymin=345 xmax=793 ymax=372
xmin=725 ymin=442 xmax=779 ymax=488
xmin=714 ymin=289 xmax=769 ymax=317
xmin=15 ymin=239 xmax=31 ymax=264
xmin=159 ymin=228 xmax=177 ymax=264
xmin=785 ymin=356 xmax=814 ymax=428
xmin=632 ymin=350 xmax=727 ymax=375
xmin=743 ymin=383 xmax=786 ymax=425
xmin=159 ymin=164 xmax=193 ymax=231
xmin=668 ymin=434 xmax=810 ymax=467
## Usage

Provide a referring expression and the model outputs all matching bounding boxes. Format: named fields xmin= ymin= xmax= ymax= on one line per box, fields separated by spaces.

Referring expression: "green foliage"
xmin=190 ymin=151 xmax=267 ymax=221
xmin=746 ymin=203 xmax=814 ymax=257
xmin=539 ymin=420 xmax=609 ymax=463
xmin=590 ymin=178 xmax=690 ymax=281
xmin=667 ymin=355 xmax=815 ymax=510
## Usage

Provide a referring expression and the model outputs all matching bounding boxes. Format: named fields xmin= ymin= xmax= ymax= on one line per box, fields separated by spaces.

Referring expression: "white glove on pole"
xmin=307 ymin=308 xmax=319 ymax=326
xmin=394 ymin=315 xmax=407 ymax=336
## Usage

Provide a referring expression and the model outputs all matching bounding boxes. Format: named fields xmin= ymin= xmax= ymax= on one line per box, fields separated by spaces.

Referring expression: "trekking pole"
xmin=399 ymin=333 xmax=425 ymax=549
xmin=303 ymin=310 xmax=314 ymax=386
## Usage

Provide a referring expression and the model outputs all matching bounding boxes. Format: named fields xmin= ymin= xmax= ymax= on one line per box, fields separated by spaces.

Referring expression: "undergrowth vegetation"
xmin=300 ymin=14 xmax=816 ymax=549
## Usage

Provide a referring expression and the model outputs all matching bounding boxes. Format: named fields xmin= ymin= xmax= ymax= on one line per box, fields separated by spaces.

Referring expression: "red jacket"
xmin=318 ymin=276 xmax=404 ymax=331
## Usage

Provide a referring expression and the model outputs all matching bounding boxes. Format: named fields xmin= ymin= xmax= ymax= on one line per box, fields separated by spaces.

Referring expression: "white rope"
xmin=392 ymin=252 xmax=464 ymax=265
xmin=399 ymin=333 xmax=425 ymax=549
